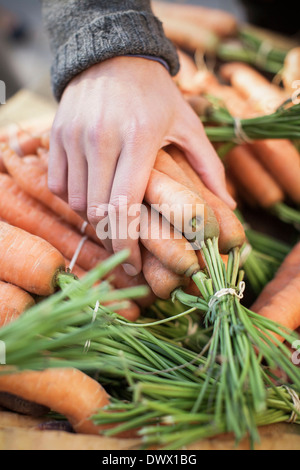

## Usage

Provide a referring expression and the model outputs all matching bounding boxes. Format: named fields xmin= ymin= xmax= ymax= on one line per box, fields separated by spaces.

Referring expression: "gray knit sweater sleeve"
xmin=41 ymin=0 xmax=179 ymax=101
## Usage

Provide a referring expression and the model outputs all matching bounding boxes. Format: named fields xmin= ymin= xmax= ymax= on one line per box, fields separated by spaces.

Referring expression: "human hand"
xmin=48 ymin=56 xmax=236 ymax=276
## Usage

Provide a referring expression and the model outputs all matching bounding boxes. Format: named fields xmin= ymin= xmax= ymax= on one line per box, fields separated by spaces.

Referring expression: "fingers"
xmin=108 ymin=142 xmax=157 ymax=276
xmin=86 ymin=133 xmax=121 ymax=253
xmin=178 ymin=109 xmax=237 ymax=210
xmin=48 ymin=130 xmax=68 ymax=202
xmin=66 ymin=148 xmax=88 ymax=218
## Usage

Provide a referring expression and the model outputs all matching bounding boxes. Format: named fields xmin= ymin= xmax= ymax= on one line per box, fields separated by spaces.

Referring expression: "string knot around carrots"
xmin=284 ymin=386 xmax=300 ymax=424
xmin=207 ymin=281 xmax=246 ymax=310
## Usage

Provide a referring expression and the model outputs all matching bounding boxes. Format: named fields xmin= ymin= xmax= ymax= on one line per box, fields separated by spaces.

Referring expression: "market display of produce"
xmin=0 ymin=1 xmax=299 ymax=451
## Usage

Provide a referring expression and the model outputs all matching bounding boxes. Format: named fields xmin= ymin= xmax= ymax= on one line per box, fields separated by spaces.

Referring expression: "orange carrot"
xmin=104 ymin=300 xmax=141 ymax=322
xmin=252 ymin=242 xmax=300 ymax=312
xmin=174 ymin=49 xmax=199 ymax=93
xmin=40 ymin=131 xmax=50 ymax=150
xmin=0 ymin=126 xmax=44 ymax=157
xmin=36 ymin=147 xmax=49 ymax=166
xmin=251 ymin=140 xmax=300 ymax=204
xmin=165 ymin=147 xmax=246 ymax=253
xmin=22 ymin=154 xmax=48 ymax=171
xmin=185 ymin=94 xmax=213 ymax=117
xmin=0 ymin=368 xmax=110 ymax=435
xmin=157 ymin=15 xmax=219 ymax=53
xmin=146 ymin=168 xmax=220 ymax=240
xmin=153 ymin=1 xmax=238 ymax=38
xmin=0 ymin=221 xmax=65 ymax=296
xmin=220 ymin=62 xmax=288 ymax=114
xmin=140 ymin=205 xmax=200 ymax=277
xmin=0 ymin=281 xmax=35 ymax=327
xmin=1 ymin=145 xmax=99 ymax=244
xmin=226 ymin=176 xmax=237 ymax=201
xmin=0 ymin=174 xmax=105 ymax=271
xmin=0 ymin=157 xmax=6 ymax=174
xmin=253 ymin=276 xmax=300 ymax=341
xmin=142 ymin=248 xmax=189 ymax=300
xmin=225 ymin=145 xmax=285 ymax=208
xmin=64 ymin=259 xmax=87 ymax=279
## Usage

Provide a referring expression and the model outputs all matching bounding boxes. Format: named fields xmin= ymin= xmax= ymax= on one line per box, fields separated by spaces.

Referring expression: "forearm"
xmin=41 ymin=0 xmax=179 ymax=100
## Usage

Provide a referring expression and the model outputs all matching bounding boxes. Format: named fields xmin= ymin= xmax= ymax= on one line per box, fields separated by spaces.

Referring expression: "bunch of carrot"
xmin=217 ymin=24 xmax=298 ymax=75
xmin=174 ymin=51 xmax=300 ymax=228
xmin=0 ymin=235 xmax=299 ymax=447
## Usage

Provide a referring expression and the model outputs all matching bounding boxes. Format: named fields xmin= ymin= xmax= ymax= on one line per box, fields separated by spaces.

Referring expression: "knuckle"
xmin=64 ymin=121 xmax=81 ymax=142
xmin=48 ymin=180 xmax=65 ymax=196
xmin=125 ymin=118 xmax=150 ymax=142
xmin=86 ymin=124 xmax=101 ymax=145
xmin=87 ymin=204 xmax=106 ymax=227
xmin=68 ymin=195 xmax=86 ymax=213
xmin=109 ymin=192 xmax=135 ymax=216
xmin=51 ymin=121 xmax=64 ymax=141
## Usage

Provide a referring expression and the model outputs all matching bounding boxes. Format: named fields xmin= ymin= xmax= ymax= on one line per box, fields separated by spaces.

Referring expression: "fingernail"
xmin=123 ymin=263 xmax=138 ymax=277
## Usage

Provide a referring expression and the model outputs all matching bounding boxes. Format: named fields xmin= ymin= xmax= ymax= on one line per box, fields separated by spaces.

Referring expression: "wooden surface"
xmin=0 ymin=411 xmax=299 ymax=450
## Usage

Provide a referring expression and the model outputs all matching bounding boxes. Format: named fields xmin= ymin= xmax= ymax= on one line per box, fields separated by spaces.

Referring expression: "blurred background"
xmin=0 ymin=0 xmax=298 ymax=101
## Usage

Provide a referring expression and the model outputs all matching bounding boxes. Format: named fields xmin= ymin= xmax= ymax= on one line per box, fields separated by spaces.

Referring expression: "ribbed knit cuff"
xmin=51 ymin=11 xmax=179 ymax=101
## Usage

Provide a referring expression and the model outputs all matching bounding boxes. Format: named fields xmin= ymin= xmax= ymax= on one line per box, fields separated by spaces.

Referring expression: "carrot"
xmin=1 ymin=145 xmax=99 ymax=244
xmin=104 ymin=300 xmax=141 ymax=322
xmin=0 ymin=174 xmax=103 ymax=271
xmin=40 ymin=131 xmax=50 ymax=150
xmin=36 ymin=147 xmax=49 ymax=166
xmin=226 ymin=176 xmax=238 ymax=201
xmin=220 ymin=62 xmax=288 ymax=114
xmin=0 ymin=221 xmax=65 ymax=296
xmin=0 ymin=392 xmax=49 ymax=417
xmin=185 ymin=94 xmax=213 ymax=117
xmin=251 ymin=140 xmax=300 ymax=204
xmin=155 ymin=149 xmax=198 ymax=192
xmin=282 ymin=47 xmax=300 ymax=95
xmin=22 ymin=154 xmax=48 ymax=171
xmin=174 ymin=49 xmax=199 ymax=93
xmin=184 ymin=69 xmax=220 ymax=96
xmin=0 ymin=157 xmax=6 ymax=174
xmin=252 ymin=242 xmax=300 ymax=312
xmin=0 ymin=281 xmax=35 ymax=327
xmin=225 ymin=145 xmax=285 ymax=208
xmin=157 ymin=15 xmax=219 ymax=53
xmin=146 ymin=168 xmax=220 ymax=240
xmin=0 ymin=368 xmax=110 ymax=435
xmin=184 ymin=279 xmax=201 ymax=297
xmin=64 ymin=259 xmax=87 ymax=279
xmin=142 ymin=248 xmax=189 ymax=300
xmin=153 ymin=1 xmax=238 ymax=38
xmin=253 ymin=276 xmax=300 ymax=341
xmin=140 ymin=205 xmax=200 ymax=277
xmin=165 ymin=147 xmax=246 ymax=253
xmin=0 ymin=126 xmax=45 ymax=157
